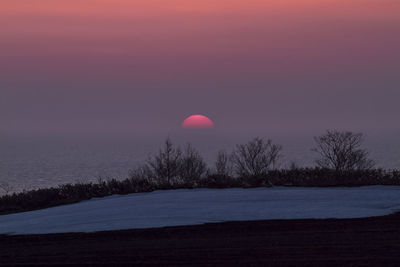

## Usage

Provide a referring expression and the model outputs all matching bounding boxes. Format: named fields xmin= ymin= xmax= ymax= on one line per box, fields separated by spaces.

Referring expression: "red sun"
xmin=182 ymin=115 xmax=214 ymax=129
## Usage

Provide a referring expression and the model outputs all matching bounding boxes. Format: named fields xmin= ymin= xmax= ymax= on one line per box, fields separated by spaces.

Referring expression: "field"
xmin=2 ymin=186 xmax=400 ymax=234
xmin=2 ymin=213 xmax=400 ymax=266
xmin=2 ymin=186 xmax=400 ymax=265
xmin=2 ymin=168 xmax=400 ymax=215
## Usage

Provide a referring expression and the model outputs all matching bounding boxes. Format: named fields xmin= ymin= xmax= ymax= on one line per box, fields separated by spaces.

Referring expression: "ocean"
xmin=1 ymin=132 xmax=399 ymax=193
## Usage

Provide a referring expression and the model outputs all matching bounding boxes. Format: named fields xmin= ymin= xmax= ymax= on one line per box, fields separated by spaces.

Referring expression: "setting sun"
xmin=182 ymin=115 xmax=214 ymax=129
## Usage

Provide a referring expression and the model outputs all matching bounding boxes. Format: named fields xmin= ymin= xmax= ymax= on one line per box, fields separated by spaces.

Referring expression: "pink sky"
xmin=1 ymin=1 xmax=399 ymax=134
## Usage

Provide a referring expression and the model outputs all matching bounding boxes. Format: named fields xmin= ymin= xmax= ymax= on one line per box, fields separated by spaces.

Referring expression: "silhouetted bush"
xmin=215 ymin=150 xmax=232 ymax=176
xmin=2 ymin=168 xmax=400 ymax=215
xmin=179 ymin=144 xmax=207 ymax=183
xmin=1 ymin=134 xmax=398 ymax=215
xmin=146 ymin=138 xmax=182 ymax=184
xmin=198 ymin=174 xmax=241 ymax=188
xmin=231 ymin=137 xmax=282 ymax=177
xmin=313 ymin=130 xmax=375 ymax=171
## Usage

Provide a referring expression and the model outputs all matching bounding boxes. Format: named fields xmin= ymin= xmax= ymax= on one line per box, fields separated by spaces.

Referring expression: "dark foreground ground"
xmin=2 ymin=213 xmax=400 ymax=266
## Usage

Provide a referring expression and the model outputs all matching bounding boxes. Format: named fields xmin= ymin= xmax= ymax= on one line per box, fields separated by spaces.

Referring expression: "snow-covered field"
xmin=1 ymin=186 xmax=400 ymax=235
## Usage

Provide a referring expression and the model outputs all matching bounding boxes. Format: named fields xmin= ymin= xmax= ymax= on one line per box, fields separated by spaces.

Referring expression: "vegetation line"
xmin=1 ymin=130 xmax=399 ymax=215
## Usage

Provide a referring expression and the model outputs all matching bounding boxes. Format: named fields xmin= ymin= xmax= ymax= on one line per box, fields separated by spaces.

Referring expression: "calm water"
xmin=1 ymin=132 xmax=399 ymax=193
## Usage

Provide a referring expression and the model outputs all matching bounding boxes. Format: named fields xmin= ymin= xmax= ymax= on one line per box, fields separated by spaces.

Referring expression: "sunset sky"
xmin=1 ymin=0 xmax=399 ymax=135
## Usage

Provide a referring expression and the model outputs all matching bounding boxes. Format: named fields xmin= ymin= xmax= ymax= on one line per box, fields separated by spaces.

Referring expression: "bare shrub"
xmin=146 ymin=138 xmax=182 ymax=184
xmin=313 ymin=130 xmax=375 ymax=171
xmin=288 ymin=161 xmax=299 ymax=170
xmin=215 ymin=150 xmax=232 ymax=176
xmin=179 ymin=144 xmax=207 ymax=183
xmin=129 ymin=165 xmax=153 ymax=181
xmin=231 ymin=137 xmax=282 ymax=177
xmin=0 ymin=182 xmax=13 ymax=195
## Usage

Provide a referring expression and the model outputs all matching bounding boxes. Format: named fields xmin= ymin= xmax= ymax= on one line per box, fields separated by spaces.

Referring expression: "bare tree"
xmin=215 ymin=150 xmax=231 ymax=176
xmin=129 ymin=165 xmax=153 ymax=181
xmin=0 ymin=182 xmax=13 ymax=195
xmin=179 ymin=144 xmax=207 ymax=182
xmin=147 ymin=138 xmax=182 ymax=183
xmin=231 ymin=137 xmax=282 ymax=177
xmin=313 ymin=130 xmax=375 ymax=171
xmin=288 ymin=161 xmax=299 ymax=170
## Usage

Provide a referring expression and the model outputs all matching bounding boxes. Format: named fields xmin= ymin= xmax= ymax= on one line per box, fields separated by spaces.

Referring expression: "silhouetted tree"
xmin=215 ymin=150 xmax=231 ymax=176
xmin=147 ymin=138 xmax=182 ymax=183
xmin=179 ymin=144 xmax=207 ymax=182
xmin=288 ymin=161 xmax=299 ymax=170
xmin=129 ymin=165 xmax=153 ymax=181
xmin=231 ymin=137 xmax=282 ymax=177
xmin=0 ymin=182 xmax=13 ymax=195
xmin=313 ymin=130 xmax=375 ymax=171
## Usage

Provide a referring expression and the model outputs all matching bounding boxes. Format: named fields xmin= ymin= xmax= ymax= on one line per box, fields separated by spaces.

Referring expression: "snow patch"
xmin=1 ymin=186 xmax=400 ymax=235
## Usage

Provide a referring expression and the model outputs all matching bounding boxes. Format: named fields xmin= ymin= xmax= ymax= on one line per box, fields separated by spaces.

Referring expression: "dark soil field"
xmin=1 ymin=213 xmax=400 ymax=266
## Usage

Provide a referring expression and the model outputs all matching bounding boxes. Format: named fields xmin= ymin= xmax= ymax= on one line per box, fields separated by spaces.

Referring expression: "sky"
xmin=1 ymin=0 xmax=400 ymax=136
